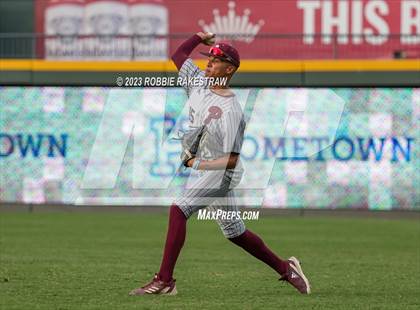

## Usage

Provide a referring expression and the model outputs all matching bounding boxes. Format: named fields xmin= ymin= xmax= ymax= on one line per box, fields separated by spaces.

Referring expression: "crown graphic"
xmin=198 ymin=1 xmax=264 ymax=43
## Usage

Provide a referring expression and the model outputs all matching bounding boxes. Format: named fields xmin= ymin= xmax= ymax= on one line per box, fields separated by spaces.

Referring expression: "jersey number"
xmin=189 ymin=107 xmax=195 ymax=123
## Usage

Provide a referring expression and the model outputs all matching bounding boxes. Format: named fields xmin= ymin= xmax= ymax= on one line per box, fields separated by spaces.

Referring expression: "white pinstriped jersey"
xmin=179 ymin=59 xmax=245 ymax=173
xmin=174 ymin=58 xmax=246 ymax=224
xmin=179 ymin=58 xmax=245 ymax=177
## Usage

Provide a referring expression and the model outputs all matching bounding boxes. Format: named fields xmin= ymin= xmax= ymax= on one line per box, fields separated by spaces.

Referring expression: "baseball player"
xmin=129 ymin=32 xmax=311 ymax=296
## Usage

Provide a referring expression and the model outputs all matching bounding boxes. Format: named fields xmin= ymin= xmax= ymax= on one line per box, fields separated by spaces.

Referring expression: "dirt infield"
xmin=1 ymin=202 xmax=419 ymax=220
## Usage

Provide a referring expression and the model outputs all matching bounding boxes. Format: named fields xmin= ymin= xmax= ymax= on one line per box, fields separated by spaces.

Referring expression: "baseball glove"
xmin=179 ymin=125 xmax=207 ymax=167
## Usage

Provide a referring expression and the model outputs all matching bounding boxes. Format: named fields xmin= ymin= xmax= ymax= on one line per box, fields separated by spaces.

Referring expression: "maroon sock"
xmin=158 ymin=204 xmax=187 ymax=282
xmin=229 ymin=229 xmax=289 ymax=276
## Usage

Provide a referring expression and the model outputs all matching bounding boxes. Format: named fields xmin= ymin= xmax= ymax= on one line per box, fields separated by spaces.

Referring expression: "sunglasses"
xmin=209 ymin=46 xmax=236 ymax=66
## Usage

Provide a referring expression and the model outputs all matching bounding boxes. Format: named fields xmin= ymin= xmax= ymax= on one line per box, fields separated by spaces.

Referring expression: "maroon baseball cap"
xmin=200 ymin=43 xmax=240 ymax=68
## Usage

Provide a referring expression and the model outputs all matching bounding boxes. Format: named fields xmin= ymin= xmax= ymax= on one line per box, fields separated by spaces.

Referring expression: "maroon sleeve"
xmin=171 ymin=34 xmax=203 ymax=70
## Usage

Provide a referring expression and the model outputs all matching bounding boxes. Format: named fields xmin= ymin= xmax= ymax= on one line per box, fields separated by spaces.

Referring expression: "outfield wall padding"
xmin=0 ymin=87 xmax=418 ymax=209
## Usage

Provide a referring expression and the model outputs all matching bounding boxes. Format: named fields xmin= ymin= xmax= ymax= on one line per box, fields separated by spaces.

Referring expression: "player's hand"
xmin=196 ymin=32 xmax=216 ymax=46
xmin=186 ymin=157 xmax=195 ymax=168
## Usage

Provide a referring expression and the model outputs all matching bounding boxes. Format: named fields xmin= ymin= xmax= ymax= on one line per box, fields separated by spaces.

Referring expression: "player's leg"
xmin=209 ymin=191 xmax=246 ymax=239
xmin=229 ymin=228 xmax=310 ymax=293
xmin=129 ymin=202 xmax=182 ymax=296
xmin=159 ymin=170 xmax=235 ymax=275
xmin=216 ymin=192 xmax=311 ymax=294
xmin=158 ymin=203 xmax=187 ymax=282
xmin=212 ymin=191 xmax=288 ymax=275
xmin=229 ymin=230 xmax=290 ymax=277
xmin=129 ymin=171 xmax=231 ymax=295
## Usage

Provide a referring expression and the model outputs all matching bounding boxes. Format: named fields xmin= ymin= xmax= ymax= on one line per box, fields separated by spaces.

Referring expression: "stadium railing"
xmin=0 ymin=33 xmax=419 ymax=59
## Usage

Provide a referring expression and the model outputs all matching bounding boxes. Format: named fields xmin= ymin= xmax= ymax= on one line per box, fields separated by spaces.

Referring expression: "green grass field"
xmin=0 ymin=211 xmax=419 ymax=309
